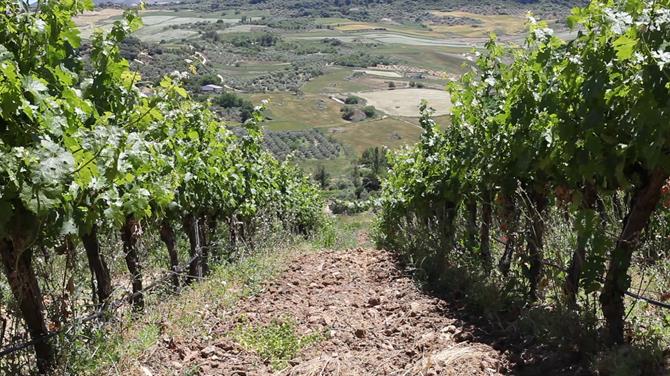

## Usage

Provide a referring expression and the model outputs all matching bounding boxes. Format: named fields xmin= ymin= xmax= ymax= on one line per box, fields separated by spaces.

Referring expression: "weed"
xmin=232 ymin=318 xmax=324 ymax=370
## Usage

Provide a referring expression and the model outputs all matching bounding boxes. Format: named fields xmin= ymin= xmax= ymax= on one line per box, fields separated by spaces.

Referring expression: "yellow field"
xmin=427 ymin=11 xmax=530 ymax=37
xmin=73 ymin=8 xmax=123 ymax=26
xmin=335 ymin=23 xmax=377 ymax=31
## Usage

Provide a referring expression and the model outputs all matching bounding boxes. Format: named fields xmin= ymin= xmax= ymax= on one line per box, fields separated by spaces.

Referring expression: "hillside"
xmin=2 ymin=0 xmax=670 ymax=375
xmin=168 ymin=0 xmax=589 ymax=20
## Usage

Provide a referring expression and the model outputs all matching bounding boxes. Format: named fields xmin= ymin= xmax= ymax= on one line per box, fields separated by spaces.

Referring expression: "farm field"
xmin=75 ymin=5 xmax=527 ymax=181
xmin=355 ymin=88 xmax=453 ymax=117
xmin=246 ymin=93 xmax=350 ymax=131
xmin=329 ymin=117 xmax=422 ymax=155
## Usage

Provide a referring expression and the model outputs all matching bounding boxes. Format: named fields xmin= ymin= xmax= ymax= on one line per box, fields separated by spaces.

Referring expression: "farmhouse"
xmin=200 ymin=84 xmax=224 ymax=93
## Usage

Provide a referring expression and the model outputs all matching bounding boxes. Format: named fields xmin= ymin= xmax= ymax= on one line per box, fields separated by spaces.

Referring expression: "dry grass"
xmin=355 ymin=88 xmax=452 ymax=117
xmin=247 ymin=93 xmax=349 ymax=131
xmin=353 ymin=69 xmax=403 ymax=78
xmin=72 ymin=8 xmax=123 ymax=26
xmin=329 ymin=117 xmax=421 ymax=155
xmin=427 ymin=11 xmax=530 ymax=37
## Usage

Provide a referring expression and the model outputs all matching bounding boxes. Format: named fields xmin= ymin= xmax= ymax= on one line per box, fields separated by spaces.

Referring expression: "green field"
xmin=247 ymin=93 xmax=349 ymax=131
xmin=301 ymin=67 xmax=377 ymax=94
xmin=330 ymin=117 xmax=422 ymax=155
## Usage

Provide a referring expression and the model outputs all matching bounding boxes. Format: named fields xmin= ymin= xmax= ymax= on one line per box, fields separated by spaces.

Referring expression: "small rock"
xmin=409 ymin=302 xmax=422 ymax=317
xmin=171 ymin=361 xmax=183 ymax=369
xmin=354 ymin=328 xmax=366 ymax=338
xmin=215 ymin=340 xmax=235 ymax=351
xmin=454 ymin=330 xmax=474 ymax=343
xmin=200 ymin=345 xmax=217 ymax=358
xmin=442 ymin=325 xmax=457 ymax=333
xmin=368 ymin=297 xmax=381 ymax=306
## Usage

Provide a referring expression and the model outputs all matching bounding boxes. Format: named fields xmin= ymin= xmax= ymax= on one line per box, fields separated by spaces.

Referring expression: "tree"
xmin=313 ymin=164 xmax=331 ymax=189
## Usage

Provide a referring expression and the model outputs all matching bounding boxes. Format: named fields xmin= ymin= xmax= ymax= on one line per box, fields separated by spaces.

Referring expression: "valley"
xmin=76 ymin=1 xmax=575 ymax=201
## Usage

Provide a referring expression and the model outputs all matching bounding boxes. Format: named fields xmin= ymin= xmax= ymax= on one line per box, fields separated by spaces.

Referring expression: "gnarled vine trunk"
xmin=198 ymin=214 xmax=215 ymax=276
xmin=0 ymin=217 xmax=54 ymax=373
xmin=564 ymin=185 xmax=597 ymax=307
xmin=183 ymin=214 xmax=202 ymax=284
xmin=465 ymin=199 xmax=478 ymax=252
xmin=159 ymin=220 xmax=180 ymax=291
xmin=600 ymin=168 xmax=667 ymax=344
xmin=121 ymin=216 xmax=144 ymax=312
xmin=80 ymin=225 xmax=113 ymax=308
xmin=228 ymin=215 xmax=238 ymax=250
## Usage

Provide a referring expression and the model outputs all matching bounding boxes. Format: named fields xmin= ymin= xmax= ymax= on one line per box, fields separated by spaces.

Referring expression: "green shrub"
xmin=363 ymin=105 xmax=376 ymax=118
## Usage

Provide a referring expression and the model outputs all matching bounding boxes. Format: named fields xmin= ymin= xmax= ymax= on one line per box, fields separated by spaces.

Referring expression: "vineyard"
xmin=0 ymin=1 xmax=322 ymax=374
xmin=377 ymin=0 xmax=670 ymax=369
xmin=3 ymin=0 xmax=670 ymax=374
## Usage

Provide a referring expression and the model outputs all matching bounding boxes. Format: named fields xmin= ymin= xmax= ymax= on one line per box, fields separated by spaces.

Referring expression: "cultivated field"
xmin=247 ymin=93 xmax=350 ymax=131
xmin=355 ymin=88 xmax=452 ymax=117
xmin=330 ymin=117 xmax=422 ymax=155
xmin=427 ymin=11 xmax=530 ymax=37
xmin=354 ymin=69 xmax=403 ymax=78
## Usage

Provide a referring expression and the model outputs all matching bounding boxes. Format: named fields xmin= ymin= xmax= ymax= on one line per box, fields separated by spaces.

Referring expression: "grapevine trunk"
xmin=0 ymin=237 xmax=54 ymax=373
xmin=81 ymin=225 xmax=113 ymax=308
xmin=599 ymin=168 xmax=667 ymax=344
xmin=121 ymin=216 xmax=144 ymax=312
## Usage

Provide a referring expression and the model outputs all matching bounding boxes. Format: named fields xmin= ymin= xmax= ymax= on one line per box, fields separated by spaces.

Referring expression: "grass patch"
xmin=71 ymin=239 xmax=307 ymax=375
xmin=301 ymin=67 xmax=374 ymax=95
xmin=232 ymin=318 xmax=324 ymax=370
xmin=329 ymin=117 xmax=421 ymax=155
xmin=246 ymin=92 xmax=348 ymax=131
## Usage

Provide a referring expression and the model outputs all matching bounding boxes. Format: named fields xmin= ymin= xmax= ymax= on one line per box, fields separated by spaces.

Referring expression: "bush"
xmin=341 ymin=105 xmax=356 ymax=120
xmin=344 ymin=95 xmax=361 ymax=105
xmin=363 ymin=105 xmax=376 ymax=118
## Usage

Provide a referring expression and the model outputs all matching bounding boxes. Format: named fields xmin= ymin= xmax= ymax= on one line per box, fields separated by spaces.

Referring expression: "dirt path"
xmin=154 ymin=248 xmax=509 ymax=375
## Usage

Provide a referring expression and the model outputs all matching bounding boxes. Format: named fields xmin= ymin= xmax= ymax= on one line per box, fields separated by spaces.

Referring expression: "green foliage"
xmin=0 ymin=2 xmax=324 ymax=371
xmin=377 ymin=0 xmax=670 ymax=354
xmin=340 ymin=105 xmax=356 ymax=120
xmin=313 ymin=164 xmax=331 ymax=189
xmin=227 ymin=32 xmax=281 ymax=48
xmin=335 ymin=51 xmax=393 ymax=67
xmin=232 ymin=318 xmax=323 ymax=370
xmin=344 ymin=95 xmax=361 ymax=104
xmin=362 ymin=105 xmax=376 ymax=118
xmin=262 ymin=129 xmax=342 ymax=160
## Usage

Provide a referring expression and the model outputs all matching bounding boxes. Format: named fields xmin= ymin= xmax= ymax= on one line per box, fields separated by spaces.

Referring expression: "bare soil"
xmin=355 ymin=89 xmax=453 ymax=117
xmin=146 ymin=248 xmax=510 ymax=375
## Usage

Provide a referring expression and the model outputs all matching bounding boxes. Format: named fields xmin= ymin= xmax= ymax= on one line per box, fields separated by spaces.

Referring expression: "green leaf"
xmin=613 ymin=34 xmax=637 ymax=61
xmin=174 ymin=86 xmax=188 ymax=98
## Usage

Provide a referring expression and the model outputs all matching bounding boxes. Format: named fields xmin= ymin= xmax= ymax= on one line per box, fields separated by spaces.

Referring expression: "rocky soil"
xmin=146 ymin=248 xmax=510 ymax=375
